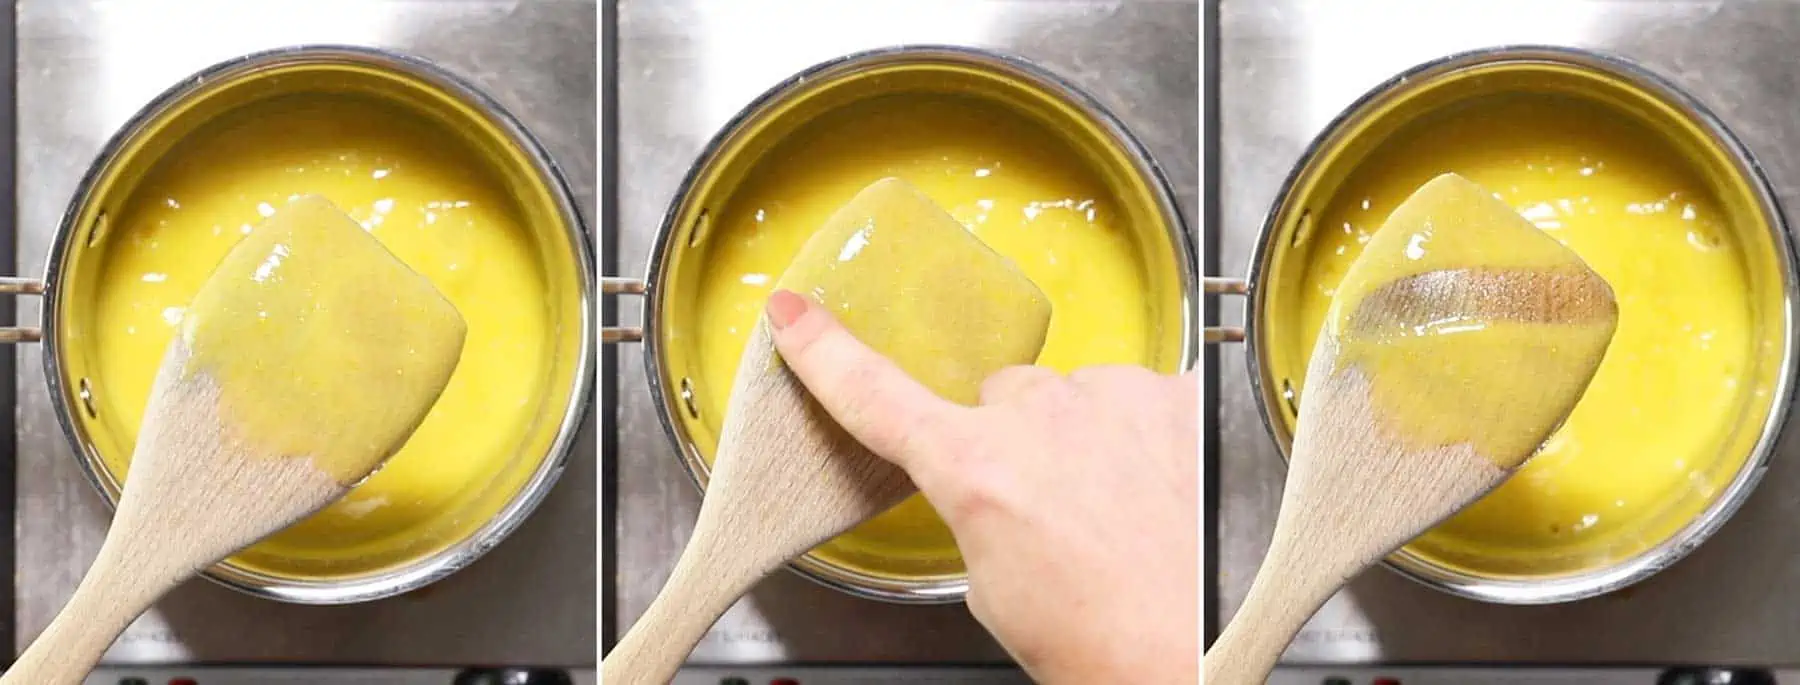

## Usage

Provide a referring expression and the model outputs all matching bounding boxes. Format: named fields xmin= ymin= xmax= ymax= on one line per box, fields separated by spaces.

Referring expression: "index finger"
xmin=765 ymin=289 xmax=968 ymax=470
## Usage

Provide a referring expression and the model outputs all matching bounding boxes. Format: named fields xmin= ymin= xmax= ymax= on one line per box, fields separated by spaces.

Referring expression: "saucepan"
xmin=1207 ymin=45 xmax=1797 ymax=604
xmin=8 ymin=45 xmax=595 ymax=604
xmin=603 ymin=45 xmax=1199 ymax=603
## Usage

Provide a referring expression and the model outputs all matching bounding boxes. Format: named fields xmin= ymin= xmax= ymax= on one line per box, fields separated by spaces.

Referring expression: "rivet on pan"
xmin=687 ymin=209 xmax=712 ymax=248
xmin=1281 ymin=378 xmax=1298 ymax=417
xmin=1290 ymin=208 xmax=1313 ymax=248
xmin=680 ymin=376 xmax=700 ymax=419
xmin=86 ymin=211 xmax=109 ymax=248
xmin=79 ymin=377 xmax=97 ymax=419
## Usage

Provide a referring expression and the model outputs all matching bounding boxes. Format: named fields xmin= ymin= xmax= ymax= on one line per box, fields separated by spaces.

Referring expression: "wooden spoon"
xmin=602 ymin=317 xmax=914 ymax=685
xmin=1202 ymin=174 xmax=1620 ymax=684
xmin=602 ymin=178 xmax=1052 ymax=684
xmin=3 ymin=196 xmax=466 ymax=685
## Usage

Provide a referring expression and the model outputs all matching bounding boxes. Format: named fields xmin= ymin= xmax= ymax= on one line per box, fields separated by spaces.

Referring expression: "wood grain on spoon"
xmin=2 ymin=196 xmax=466 ymax=685
xmin=1203 ymin=173 xmax=1619 ymax=684
xmin=601 ymin=177 xmax=1053 ymax=684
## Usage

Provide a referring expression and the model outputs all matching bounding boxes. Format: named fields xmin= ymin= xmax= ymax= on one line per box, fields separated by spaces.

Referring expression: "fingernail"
xmin=767 ymin=289 xmax=807 ymax=331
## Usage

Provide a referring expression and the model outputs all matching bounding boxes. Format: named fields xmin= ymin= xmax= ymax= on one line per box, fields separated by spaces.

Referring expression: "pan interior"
xmin=657 ymin=59 xmax=1190 ymax=589
xmin=1261 ymin=62 xmax=1789 ymax=583
xmin=55 ymin=60 xmax=590 ymax=589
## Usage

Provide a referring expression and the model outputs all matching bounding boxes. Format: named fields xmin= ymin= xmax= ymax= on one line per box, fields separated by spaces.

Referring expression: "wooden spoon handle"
xmin=601 ymin=535 xmax=768 ymax=685
xmin=1201 ymin=547 xmax=1343 ymax=685
xmin=2 ymin=536 xmax=178 ymax=685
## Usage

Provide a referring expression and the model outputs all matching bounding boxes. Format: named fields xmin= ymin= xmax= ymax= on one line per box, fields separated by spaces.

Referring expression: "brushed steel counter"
xmin=16 ymin=0 xmax=597 ymax=666
xmin=1218 ymin=0 xmax=1800 ymax=666
xmin=612 ymin=0 xmax=1197 ymax=665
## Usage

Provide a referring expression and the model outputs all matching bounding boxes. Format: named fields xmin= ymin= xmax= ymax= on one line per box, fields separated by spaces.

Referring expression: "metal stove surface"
xmin=611 ymin=0 xmax=1197 ymax=667
xmin=1217 ymin=0 xmax=1800 ymax=667
xmin=16 ymin=0 xmax=596 ymax=666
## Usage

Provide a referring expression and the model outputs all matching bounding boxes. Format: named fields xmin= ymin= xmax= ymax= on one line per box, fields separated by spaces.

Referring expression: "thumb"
xmin=765 ymin=289 xmax=963 ymax=470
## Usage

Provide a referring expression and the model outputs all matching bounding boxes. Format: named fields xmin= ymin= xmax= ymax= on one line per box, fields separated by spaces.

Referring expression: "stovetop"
xmin=1215 ymin=0 xmax=1800 ymax=667
xmin=13 ymin=0 xmax=596 ymax=666
xmin=608 ymin=0 xmax=1197 ymax=668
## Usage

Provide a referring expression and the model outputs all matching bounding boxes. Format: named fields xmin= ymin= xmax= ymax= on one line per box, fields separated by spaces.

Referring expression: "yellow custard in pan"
xmin=692 ymin=94 xmax=1159 ymax=578
xmin=1291 ymin=95 xmax=1756 ymax=574
xmin=91 ymin=95 xmax=552 ymax=577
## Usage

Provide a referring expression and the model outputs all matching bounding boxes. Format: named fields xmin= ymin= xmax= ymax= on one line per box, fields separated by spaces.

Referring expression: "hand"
xmin=765 ymin=290 xmax=1198 ymax=683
